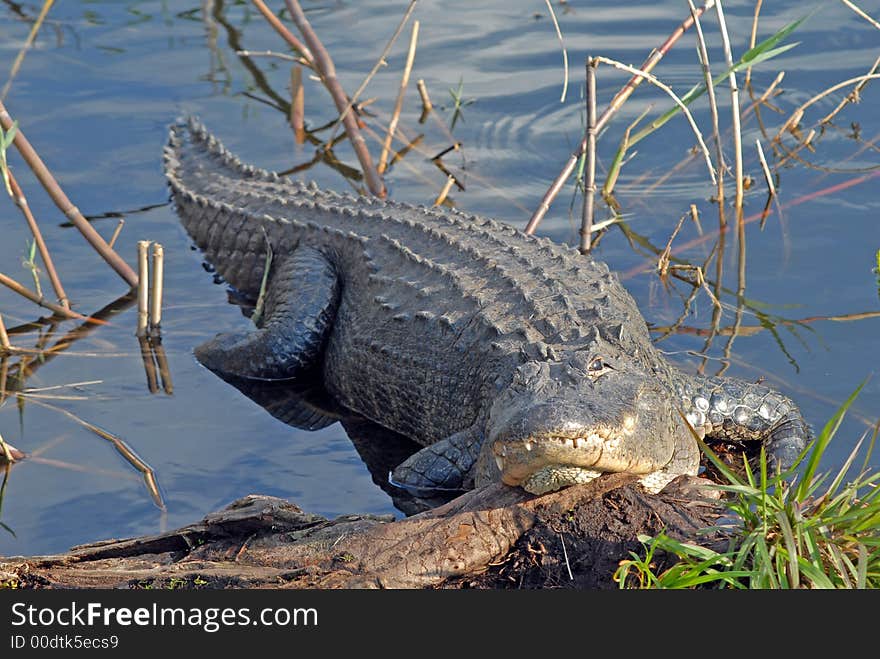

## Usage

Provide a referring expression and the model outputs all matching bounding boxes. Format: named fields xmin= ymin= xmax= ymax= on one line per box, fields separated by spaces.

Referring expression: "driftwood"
xmin=0 ymin=473 xmax=725 ymax=590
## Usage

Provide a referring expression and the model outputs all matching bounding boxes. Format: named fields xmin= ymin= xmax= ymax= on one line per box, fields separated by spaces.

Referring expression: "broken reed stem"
xmin=687 ymin=0 xmax=725 ymax=221
xmin=580 ymin=57 xmax=597 ymax=255
xmin=0 ymin=100 xmax=138 ymax=288
xmin=136 ymin=240 xmax=149 ymax=337
xmin=379 ymin=20 xmax=419 ymax=174
xmin=417 ymin=79 xmax=433 ymax=120
xmin=283 ymin=0 xmax=386 ymax=198
xmin=325 ymin=0 xmax=419 ymax=145
xmin=433 ymin=175 xmax=455 ymax=206
xmin=0 ymin=270 xmax=89 ymax=321
xmin=592 ymin=56 xmax=716 ymax=184
xmin=744 ymin=0 xmax=763 ymax=89
xmin=525 ymin=1 xmax=713 ymax=234
xmin=289 ymin=64 xmax=305 ymax=143
xmin=755 ymin=139 xmax=775 ymax=196
xmin=0 ymin=430 xmax=15 ymax=463
xmin=7 ymin=170 xmax=69 ymax=308
xmin=0 ymin=0 xmax=55 ymax=101
xmin=714 ymin=0 xmax=745 ymax=222
xmin=149 ymin=243 xmax=164 ymax=333
xmin=249 ymin=0 xmax=314 ymax=63
xmin=108 ymin=218 xmax=124 ymax=249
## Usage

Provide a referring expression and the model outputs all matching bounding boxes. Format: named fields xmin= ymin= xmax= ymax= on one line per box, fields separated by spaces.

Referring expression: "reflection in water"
xmin=207 ymin=370 xmax=455 ymax=516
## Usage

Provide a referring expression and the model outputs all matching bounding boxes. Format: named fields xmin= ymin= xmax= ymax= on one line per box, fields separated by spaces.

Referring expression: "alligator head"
xmin=477 ymin=347 xmax=692 ymax=495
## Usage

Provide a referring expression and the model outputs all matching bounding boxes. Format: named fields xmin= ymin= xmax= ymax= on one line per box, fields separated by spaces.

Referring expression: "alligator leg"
xmin=388 ymin=426 xmax=484 ymax=496
xmin=675 ymin=375 xmax=812 ymax=473
xmin=194 ymin=245 xmax=340 ymax=380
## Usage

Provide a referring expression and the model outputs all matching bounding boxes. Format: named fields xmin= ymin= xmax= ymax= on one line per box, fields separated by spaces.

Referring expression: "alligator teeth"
xmin=495 ymin=455 xmax=505 ymax=472
xmin=523 ymin=440 xmax=533 ymax=452
xmin=575 ymin=437 xmax=586 ymax=449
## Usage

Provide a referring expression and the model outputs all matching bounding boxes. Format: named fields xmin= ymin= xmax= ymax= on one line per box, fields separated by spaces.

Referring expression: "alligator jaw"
xmin=490 ymin=425 xmax=663 ymax=495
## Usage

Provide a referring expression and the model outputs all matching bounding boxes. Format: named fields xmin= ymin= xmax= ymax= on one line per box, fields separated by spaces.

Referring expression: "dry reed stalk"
xmin=108 ymin=218 xmax=124 ymax=249
xmin=417 ymin=79 xmax=433 ymax=120
xmin=592 ymin=56 xmax=716 ymax=183
xmin=819 ymin=52 xmax=880 ymax=125
xmin=0 ymin=312 xmax=9 ymax=351
xmin=544 ymin=0 xmax=569 ymax=103
xmin=772 ymin=74 xmax=880 ymax=143
xmin=580 ymin=57 xmax=597 ymax=254
xmin=7 ymin=170 xmax=68 ymax=308
xmin=378 ymin=20 xmax=419 ymax=174
xmin=136 ymin=240 xmax=150 ymax=337
xmin=839 ymin=0 xmax=880 ymax=31
xmin=742 ymin=71 xmax=785 ymax=122
xmin=433 ymin=175 xmax=455 ymax=206
xmin=0 ymin=270 xmax=88 ymax=321
xmin=149 ymin=243 xmax=164 ymax=333
xmin=249 ymin=0 xmax=313 ymax=63
xmin=0 ymin=101 xmax=138 ymax=288
xmin=0 ymin=0 xmax=55 ymax=101
xmin=525 ymin=1 xmax=714 ymax=234
xmin=755 ymin=138 xmax=775 ymax=196
xmin=744 ymin=0 xmax=763 ymax=89
xmin=0 ymin=431 xmax=17 ymax=463
xmin=714 ymin=0 xmax=745 ymax=223
xmin=283 ymin=0 xmax=386 ymax=197
xmin=289 ymin=64 xmax=305 ymax=143
xmin=324 ymin=1 xmax=419 ymax=145
xmin=687 ymin=0 xmax=725 ymax=222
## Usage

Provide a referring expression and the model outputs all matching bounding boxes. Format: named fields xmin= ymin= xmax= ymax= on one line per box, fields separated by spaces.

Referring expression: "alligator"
xmin=163 ymin=117 xmax=811 ymax=497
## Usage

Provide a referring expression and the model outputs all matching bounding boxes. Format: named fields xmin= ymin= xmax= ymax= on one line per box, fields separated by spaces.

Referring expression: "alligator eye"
xmin=587 ymin=357 xmax=610 ymax=376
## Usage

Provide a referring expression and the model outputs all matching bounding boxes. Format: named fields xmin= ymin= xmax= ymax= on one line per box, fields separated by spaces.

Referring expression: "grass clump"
xmin=615 ymin=384 xmax=880 ymax=589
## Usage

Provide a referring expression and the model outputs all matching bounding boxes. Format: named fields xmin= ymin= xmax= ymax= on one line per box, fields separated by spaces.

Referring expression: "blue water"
xmin=0 ymin=0 xmax=877 ymax=556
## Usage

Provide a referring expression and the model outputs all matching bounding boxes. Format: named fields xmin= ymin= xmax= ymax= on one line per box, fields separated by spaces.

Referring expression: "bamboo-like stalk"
xmin=249 ymin=0 xmax=314 ymax=63
xmin=525 ymin=1 xmax=713 ymax=234
xmin=0 ymin=100 xmax=138 ymax=288
xmin=378 ymin=20 xmax=419 ymax=174
xmin=136 ymin=240 xmax=150 ymax=337
xmin=283 ymin=0 xmax=386 ymax=197
xmin=714 ymin=0 xmax=745 ymax=222
xmin=0 ymin=0 xmax=55 ymax=101
xmin=149 ymin=243 xmax=164 ymax=333
xmin=840 ymin=0 xmax=880 ymax=30
xmin=289 ymin=64 xmax=305 ymax=143
xmin=7 ymin=170 xmax=68 ymax=308
xmin=580 ymin=57 xmax=597 ymax=254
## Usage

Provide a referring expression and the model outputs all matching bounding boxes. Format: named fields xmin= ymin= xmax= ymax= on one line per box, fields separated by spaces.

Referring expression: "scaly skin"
xmin=163 ymin=118 xmax=811 ymax=496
